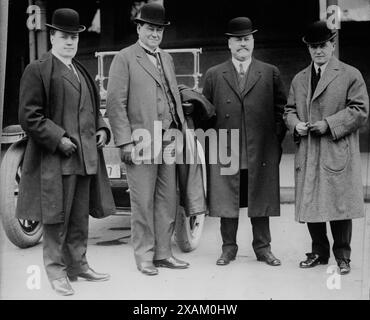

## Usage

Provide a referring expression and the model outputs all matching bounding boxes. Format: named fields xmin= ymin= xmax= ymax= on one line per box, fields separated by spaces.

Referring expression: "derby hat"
xmin=45 ymin=8 xmax=86 ymax=33
xmin=225 ymin=17 xmax=258 ymax=37
xmin=302 ymin=21 xmax=336 ymax=45
xmin=134 ymin=2 xmax=170 ymax=26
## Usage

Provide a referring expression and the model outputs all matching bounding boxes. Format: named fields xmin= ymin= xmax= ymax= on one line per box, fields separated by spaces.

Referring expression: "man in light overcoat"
xmin=202 ymin=17 xmax=287 ymax=267
xmin=106 ymin=3 xmax=189 ymax=276
xmin=17 ymin=9 xmax=114 ymax=295
xmin=284 ymin=21 xmax=369 ymax=274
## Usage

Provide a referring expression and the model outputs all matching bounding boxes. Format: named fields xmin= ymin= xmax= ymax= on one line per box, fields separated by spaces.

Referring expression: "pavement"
xmin=0 ymin=205 xmax=369 ymax=300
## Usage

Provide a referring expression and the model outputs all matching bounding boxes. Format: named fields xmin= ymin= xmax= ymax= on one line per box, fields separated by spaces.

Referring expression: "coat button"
xmin=226 ymin=99 xmax=231 ymax=103
xmin=262 ymin=162 xmax=266 ymax=167
xmin=225 ymin=114 xmax=230 ymax=118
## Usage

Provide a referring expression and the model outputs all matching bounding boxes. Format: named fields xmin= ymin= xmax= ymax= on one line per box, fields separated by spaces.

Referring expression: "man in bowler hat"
xmin=106 ymin=3 xmax=189 ymax=275
xmin=202 ymin=17 xmax=287 ymax=266
xmin=17 ymin=8 xmax=114 ymax=295
xmin=284 ymin=21 xmax=369 ymax=274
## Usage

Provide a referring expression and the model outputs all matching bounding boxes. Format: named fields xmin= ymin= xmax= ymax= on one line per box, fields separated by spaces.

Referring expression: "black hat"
xmin=225 ymin=17 xmax=258 ymax=37
xmin=45 ymin=8 xmax=86 ymax=33
xmin=134 ymin=2 xmax=170 ymax=27
xmin=302 ymin=21 xmax=336 ymax=45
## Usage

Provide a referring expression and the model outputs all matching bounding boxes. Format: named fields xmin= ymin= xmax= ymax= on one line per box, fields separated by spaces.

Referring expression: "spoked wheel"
xmin=0 ymin=142 xmax=43 ymax=248
xmin=174 ymin=206 xmax=205 ymax=252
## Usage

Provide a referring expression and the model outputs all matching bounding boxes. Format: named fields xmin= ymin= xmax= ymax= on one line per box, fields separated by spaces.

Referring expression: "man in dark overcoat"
xmin=284 ymin=21 xmax=369 ymax=275
xmin=202 ymin=17 xmax=287 ymax=266
xmin=16 ymin=8 xmax=115 ymax=295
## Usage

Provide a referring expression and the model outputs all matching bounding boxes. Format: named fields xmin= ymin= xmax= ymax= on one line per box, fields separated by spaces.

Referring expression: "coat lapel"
xmin=61 ymin=66 xmax=81 ymax=93
xmin=222 ymin=60 xmax=241 ymax=100
xmin=135 ymin=42 xmax=161 ymax=84
xmin=311 ymin=56 xmax=340 ymax=102
xmin=242 ymin=59 xmax=261 ymax=98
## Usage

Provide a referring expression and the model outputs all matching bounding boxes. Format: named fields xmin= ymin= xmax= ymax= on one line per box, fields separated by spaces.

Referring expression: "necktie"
xmin=68 ymin=63 xmax=80 ymax=82
xmin=238 ymin=63 xmax=245 ymax=91
xmin=311 ymin=66 xmax=321 ymax=94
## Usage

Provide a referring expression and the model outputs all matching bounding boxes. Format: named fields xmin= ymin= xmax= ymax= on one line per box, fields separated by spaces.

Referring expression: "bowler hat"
xmin=302 ymin=21 xmax=336 ymax=45
xmin=45 ymin=8 xmax=86 ymax=33
xmin=225 ymin=17 xmax=258 ymax=37
xmin=134 ymin=2 xmax=170 ymax=27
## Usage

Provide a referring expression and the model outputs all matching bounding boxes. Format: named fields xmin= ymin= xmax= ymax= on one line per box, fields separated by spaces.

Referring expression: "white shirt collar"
xmin=139 ymin=40 xmax=159 ymax=54
xmin=313 ymin=61 xmax=328 ymax=75
xmin=51 ymin=49 xmax=73 ymax=67
xmin=232 ymin=57 xmax=252 ymax=74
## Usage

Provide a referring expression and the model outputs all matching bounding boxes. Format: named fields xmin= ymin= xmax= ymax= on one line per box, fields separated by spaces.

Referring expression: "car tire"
xmin=174 ymin=206 xmax=205 ymax=252
xmin=0 ymin=142 xmax=43 ymax=248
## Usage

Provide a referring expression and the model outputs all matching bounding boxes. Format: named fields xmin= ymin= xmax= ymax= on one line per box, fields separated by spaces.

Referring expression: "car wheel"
xmin=174 ymin=206 xmax=205 ymax=252
xmin=0 ymin=142 xmax=43 ymax=248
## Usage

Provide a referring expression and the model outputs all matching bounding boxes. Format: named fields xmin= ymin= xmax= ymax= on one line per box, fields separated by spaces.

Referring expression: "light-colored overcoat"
xmin=202 ymin=58 xmax=287 ymax=218
xmin=284 ymin=56 xmax=369 ymax=223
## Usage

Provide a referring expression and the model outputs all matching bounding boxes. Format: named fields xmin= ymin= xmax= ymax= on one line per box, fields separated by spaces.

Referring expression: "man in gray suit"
xmin=106 ymin=2 xmax=189 ymax=275
xmin=284 ymin=21 xmax=369 ymax=275
xmin=17 ymin=8 xmax=113 ymax=296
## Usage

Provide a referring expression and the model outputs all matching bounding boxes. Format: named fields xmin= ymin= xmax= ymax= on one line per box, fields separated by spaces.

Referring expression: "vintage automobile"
xmin=0 ymin=48 xmax=206 ymax=252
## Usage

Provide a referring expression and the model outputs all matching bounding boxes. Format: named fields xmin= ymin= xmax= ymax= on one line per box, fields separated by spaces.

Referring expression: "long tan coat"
xmin=284 ymin=56 xmax=369 ymax=223
xmin=202 ymin=58 xmax=287 ymax=218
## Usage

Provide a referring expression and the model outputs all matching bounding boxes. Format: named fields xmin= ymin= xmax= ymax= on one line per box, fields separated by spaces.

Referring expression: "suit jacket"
xmin=284 ymin=56 xmax=369 ymax=222
xmin=202 ymin=58 xmax=287 ymax=218
xmin=16 ymin=51 xmax=115 ymax=224
xmin=106 ymin=41 xmax=185 ymax=162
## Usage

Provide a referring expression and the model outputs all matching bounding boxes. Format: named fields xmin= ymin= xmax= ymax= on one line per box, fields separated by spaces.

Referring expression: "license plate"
xmin=106 ymin=164 xmax=121 ymax=178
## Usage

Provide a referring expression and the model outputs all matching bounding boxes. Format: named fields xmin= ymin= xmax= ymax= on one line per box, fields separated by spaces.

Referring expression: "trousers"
xmin=43 ymin=175 xmax=91 ymax=281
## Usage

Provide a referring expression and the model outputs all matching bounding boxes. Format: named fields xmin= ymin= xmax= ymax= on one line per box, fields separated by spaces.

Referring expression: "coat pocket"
xmin=322 ymin=137 xmax=349 ymax=173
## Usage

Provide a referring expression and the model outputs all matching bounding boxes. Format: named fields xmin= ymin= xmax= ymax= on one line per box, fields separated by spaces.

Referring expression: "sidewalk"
xmin=280 ymin=153 xmax=370 ymax=203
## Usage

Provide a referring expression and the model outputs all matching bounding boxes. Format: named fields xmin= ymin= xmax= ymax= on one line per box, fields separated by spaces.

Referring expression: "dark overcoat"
xmin=202 ymin=58 xmax=286 ymax=218
xmin=284 ymin=56 xmax=369 ymax=223
xmin=16 ymin=51 xmax=115 ymax=224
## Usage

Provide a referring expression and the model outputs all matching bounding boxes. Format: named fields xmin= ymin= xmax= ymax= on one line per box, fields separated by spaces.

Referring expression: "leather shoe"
xmin=138 ymin=262 xmax=159 ymax=276
xmin=338 ymin=259 xmax=351 ymax=275
xmin=257 ymin=252 xmax=281 ymax=266
xmin=154 ymin=256 xmax=189 ymax=269
xmin=216 ymin=253 xmax=236 ymax=266
xmin=299 ymin=253 xmax=328 ymax=268
xmin=51 ymin=277 xmax=74 ymax=296
xmin=68 ymin=268 xmax=110 ymax=282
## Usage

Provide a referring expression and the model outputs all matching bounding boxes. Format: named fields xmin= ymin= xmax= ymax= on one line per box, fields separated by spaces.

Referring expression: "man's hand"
xmin=96 ymin=129 xmax=108 ymax=149
xmin=308 ymin=120 xmax=329 ymax=136
xmin=295 ymin=122 xmax=310 ymax=136
xmin=120 ymin=143 xmax=134 ymax=165
xmin=58 ymin=137 xmax=77 ymax=157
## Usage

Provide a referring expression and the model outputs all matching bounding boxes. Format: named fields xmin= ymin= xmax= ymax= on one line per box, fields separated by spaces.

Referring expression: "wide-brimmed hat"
xmin=302 ymin=21 xmax=336 ymax=45
xmin=45 ymin=8 xmax=86 ymax=33
xmin=134 ymin=2 xmax=170 ymax=27
xmin=225 ymin=17 xmax=258 ymax=37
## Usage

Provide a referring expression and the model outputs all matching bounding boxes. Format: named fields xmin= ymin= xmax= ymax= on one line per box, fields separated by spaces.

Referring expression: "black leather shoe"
xmin=299 ymin=253 xmax=328 ymax=268
xmin=338 ymin=259 xmax=351 ymax=275
xmin=216 ymin=253 xmax=236 ymax=266
xmin=154 ymin=256 xmax=189 ymax=269
xmin=257 ymin=252 xmax=281 ymax=266
xmin=138 ymin=262 xmax=159 ymax=276
xmin=68 ymin=268 xmax=110 ymax=282
xmin=51 ymin=277 xmax=74 ymax=296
